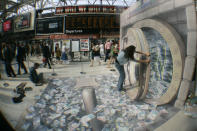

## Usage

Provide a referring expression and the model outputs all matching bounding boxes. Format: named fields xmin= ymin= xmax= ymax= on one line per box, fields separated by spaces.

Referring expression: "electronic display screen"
xmin=36 ymin=17 xmax=64 ymax=34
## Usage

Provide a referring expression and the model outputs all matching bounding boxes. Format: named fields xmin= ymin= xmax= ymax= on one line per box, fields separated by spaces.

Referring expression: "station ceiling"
xmin=0 ymin=0 xmax=136 ymax=20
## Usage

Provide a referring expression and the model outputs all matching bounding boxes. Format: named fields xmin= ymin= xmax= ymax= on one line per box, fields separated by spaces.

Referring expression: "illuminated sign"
xmin=55 ymin=5 xmax=127 ymax=15
xmin=49 ymin=23 xmax=58 ymax=29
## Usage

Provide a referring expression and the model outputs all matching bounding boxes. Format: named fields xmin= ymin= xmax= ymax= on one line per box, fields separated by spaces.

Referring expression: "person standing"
xmin=2 ymin=42 xmax=16 ymax=77
xmin=16 ymin=43 xmax=28 ymax=75
xmin=89 ymin=43 xmax=95 ymax=67
xmin=99 ymin=43 xmax=105 ymax=59
xmin=93 ymin=44 xmax=101 ymax=66
xmin=108 ymin=41 xmax=119 ymax=67
xmin=55 ymin=46 xmax=62 ymax=63
xmin=42 ymin=43 xmax=52 ymax=69
xmin=104 ymin=40 xmax=111 ymax=62
xmin=31 ymin=45 xmax=35 ymax=56
xmin=115 ymin=45 xmax=150 ymax=91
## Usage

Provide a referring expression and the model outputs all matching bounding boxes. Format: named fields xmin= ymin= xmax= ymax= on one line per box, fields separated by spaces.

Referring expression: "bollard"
xmin=82 ymin=88 xmax=103 ymax=131
xmin=82 ymin=88 xmax=97 ymax=113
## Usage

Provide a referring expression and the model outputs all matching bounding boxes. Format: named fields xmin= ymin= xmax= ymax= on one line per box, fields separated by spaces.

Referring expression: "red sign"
xmin=3 ymin=20 xmax=11 ymax=32
xmin=55 ymin=5 xmax=127 ymax=15
xmin=50 ymin=34 xmax=99 ymax=39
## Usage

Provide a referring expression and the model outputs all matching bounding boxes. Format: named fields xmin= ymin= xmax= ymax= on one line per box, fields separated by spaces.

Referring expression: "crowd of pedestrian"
xmin=0 ymin=41 xmax=57 ymax=77
xmin=90 ymin=40 xmax=119 ymax=67
xmin=0 ymin=39 xmax=120 ymax=86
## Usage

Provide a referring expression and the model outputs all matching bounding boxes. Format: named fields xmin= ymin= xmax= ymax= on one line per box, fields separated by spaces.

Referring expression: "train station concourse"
xmin=0 ymin=0 xmax=197 ymax=131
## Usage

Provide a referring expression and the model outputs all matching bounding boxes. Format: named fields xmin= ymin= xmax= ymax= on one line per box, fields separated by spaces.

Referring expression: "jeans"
xmin=17 ymin=60 xmax=28 ymax=74
xmin=44 ymin=57 xmax=51 ymax=68
xmin=5 ymin=61 xmax=16 ymax=77
xmin=115 ymin=62 xmax=125 ymax=91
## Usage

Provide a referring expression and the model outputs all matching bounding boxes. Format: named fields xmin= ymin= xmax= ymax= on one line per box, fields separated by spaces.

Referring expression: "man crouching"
xmin=29 ymin=63 xmax=45 ymax=86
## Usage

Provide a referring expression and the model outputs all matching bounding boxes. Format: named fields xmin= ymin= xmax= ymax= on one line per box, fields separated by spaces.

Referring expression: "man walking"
xmin=16 ymin=43 xmax=28 ymax=75
xmin=2 ymin=42 xmax=16 ymax=77
xmin=42 ymin=43 xmax=52 ymax=69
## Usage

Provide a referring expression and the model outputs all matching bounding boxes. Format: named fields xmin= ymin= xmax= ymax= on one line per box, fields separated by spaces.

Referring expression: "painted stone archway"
xmin=131 ymin=19 xmax=186 ymax=105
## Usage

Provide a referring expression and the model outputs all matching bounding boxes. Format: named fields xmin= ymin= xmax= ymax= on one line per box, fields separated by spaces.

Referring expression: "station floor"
xmin=0 ymin=56 xmax=196 ymax=131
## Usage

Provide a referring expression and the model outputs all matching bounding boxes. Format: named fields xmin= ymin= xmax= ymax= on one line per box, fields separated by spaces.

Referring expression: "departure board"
xmin=65 ymin=15 xmax=119 ymax=34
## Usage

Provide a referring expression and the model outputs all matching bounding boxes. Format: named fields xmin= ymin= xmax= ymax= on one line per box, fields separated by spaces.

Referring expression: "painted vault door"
xmin=123 ymin=28 xmax=150 ymax=100
xmin=123 ymin=19 xmax=184 ymax=105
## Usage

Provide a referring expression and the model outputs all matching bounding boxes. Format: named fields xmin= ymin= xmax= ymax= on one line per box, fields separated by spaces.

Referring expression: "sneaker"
xmin=121 ymin=88 xmax=127 ymax=92
xmin=119 ymin=88 xmax=126 ymax=92
xmin=35 ymin=83 xmax=43 ymax=86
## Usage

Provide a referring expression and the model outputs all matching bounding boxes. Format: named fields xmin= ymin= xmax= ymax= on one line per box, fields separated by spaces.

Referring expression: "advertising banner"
xmin=3 ymin=20 xmax=12 ymax=32
xmin=62 ymin=39 xmax=70 ymax=51
xmin=71 ymin=40 xmax=80 ymax=52
xmin=36 ymin=17 xmax=64 ymax=34
xmin=15 ymin=13 xmax=30 ymax=29
xmin=80 ymin=39 xmax=89 ymax=51
xmin=14 ymin=11 xmax=35 ymax=32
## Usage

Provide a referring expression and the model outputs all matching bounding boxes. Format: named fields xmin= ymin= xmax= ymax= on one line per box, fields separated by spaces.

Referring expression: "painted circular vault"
xmin=132 ymin=19 xmax=184 ymax=105
xmin=142 ymin=27 xmax=173 ymax=99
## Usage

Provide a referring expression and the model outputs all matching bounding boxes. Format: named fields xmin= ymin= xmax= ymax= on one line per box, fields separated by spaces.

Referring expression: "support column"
xmin=175 ymin=4 xmax=197 ymax=108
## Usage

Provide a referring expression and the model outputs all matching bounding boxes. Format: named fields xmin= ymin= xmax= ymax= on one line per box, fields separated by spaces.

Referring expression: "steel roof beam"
xmin=0 ymin=0 xmax=41 ymax=18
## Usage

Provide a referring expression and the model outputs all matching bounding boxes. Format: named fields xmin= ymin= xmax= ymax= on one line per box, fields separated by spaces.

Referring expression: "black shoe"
xmin=12 ymin=75 xmax=16 ymax=78
xmin=49 ymin=67 xmax=52 ymax=69
xmin=7 ymin=75 xmax=12 ymax=77
xmin=12 ymin=97 xmax=23 ymax=103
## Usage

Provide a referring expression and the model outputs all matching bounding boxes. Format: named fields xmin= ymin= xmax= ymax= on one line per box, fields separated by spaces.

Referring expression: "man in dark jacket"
xmin=17 ymin=43 xmax=28 ymax=75
xmin=2 ymin=42 xmax=16 ymax=77
xmin=42 ymin=43 xmax=52 ymax=69
xmin=29 ymin=63 xmax=44 ymax=86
